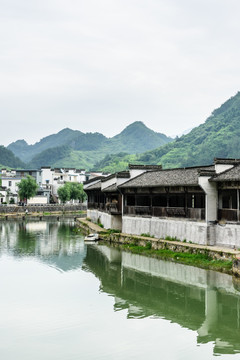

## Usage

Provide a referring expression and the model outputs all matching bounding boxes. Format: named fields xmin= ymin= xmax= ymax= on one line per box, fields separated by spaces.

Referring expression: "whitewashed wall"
xmin=122 ymin=216 xmax=208 ymax=245
xmin=87 ymin=209 xmax=122 ymax=230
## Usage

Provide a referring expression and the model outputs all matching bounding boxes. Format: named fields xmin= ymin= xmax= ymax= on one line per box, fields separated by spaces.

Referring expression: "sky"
xmin=1 ymin=0 xmax=240 ymax=146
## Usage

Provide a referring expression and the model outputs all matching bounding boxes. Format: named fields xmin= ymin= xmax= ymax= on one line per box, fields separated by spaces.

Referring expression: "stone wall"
xmin=0 ymin=204 xmax=87 ymax=214
xmin=87 ymin=209 xmax=122 ymax=230
xmin=122 ymin=216 xmax=208 ymax=245
xmin=212 ymin=223 xmax=240 ymax=249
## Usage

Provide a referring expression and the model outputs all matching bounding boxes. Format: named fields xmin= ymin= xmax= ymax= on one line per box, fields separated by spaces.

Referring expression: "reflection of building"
xmin=0 ymin=220 xmax=87 ymax=271
xmin=85 ymin=159 xmax=240 ymax=247
xmin=84 ymin=244 xmax=240 ymax=355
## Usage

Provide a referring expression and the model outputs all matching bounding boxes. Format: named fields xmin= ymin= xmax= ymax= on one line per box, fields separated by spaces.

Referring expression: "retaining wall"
xmin=87 ymin=209 xmax=122 ymax=230
xmin=122 ymin=216 xmax=209 ymax=245
xmin=0 ymin=204 xmax=86 ymax=214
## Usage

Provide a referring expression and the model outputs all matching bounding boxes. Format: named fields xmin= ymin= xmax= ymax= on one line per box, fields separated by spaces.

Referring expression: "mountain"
xmin=0 ymin=146 xmax=25 ymax=169
xmin=110 ymin=121 xmax=172 ymax=153
xmin=137 ymin=92 xmax=240 ymax=168
xmin=93 ymin=92 xmax=240 ymax=172
xmin=7 ymin=122 xmax=173 ymax=169
xmin=7 ymin=128 xmax=82 ymax=163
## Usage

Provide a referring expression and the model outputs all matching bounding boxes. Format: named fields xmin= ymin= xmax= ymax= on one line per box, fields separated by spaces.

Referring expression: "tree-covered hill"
xmin=93 ymin=92 xmax=240 ymax=172
xmin=109 ymin=121 xmax=172 ymax=153
xmin=7 ymin=121 xmax=173 ymax=169
xmin=8 ymin=128 xmax=82 ymax=163
xmin=137 ymin=92 xmax=240 ymax=168
xmin=0 ymin=146 xmax=25 ymax=169
xmin=27 ymin=145 xmax=71 ymax=169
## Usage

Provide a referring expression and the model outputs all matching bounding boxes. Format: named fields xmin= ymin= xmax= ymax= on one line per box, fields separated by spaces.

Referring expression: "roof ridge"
xmin=210 ymin=163 xmax=240 ymax=180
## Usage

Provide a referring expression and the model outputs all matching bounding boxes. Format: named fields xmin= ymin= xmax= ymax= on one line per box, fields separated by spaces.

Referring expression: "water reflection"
xmin=84 ymin=244 xmax=240 ymax=356
xmin=0 ymin=221 xmax=240 ymax=356
xmin=0 ymin=220 xmax=87 ymax=272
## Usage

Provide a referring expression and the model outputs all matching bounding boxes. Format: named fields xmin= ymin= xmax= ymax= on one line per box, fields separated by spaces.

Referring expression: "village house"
xmin=84 ymin=159 xmax=240 ymax=248
xmin=0 ymin=167 xmax=89 ymax=204
xmin=84 ymin=165 xmax=162 ymax=230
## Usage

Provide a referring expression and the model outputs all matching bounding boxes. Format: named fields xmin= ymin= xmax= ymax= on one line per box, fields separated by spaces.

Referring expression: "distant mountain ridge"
xmin=95 ymin=91 xmax=240 ymax=172
xmin=7 ymin=121 xmax=173 ymax=168
xmin=0 ymin=146 xmax=25 ymax=169
xmin=136 ymin=91 xmax=240 ymax=168
xmin=5 ymin=91 xmax=240 ymax=172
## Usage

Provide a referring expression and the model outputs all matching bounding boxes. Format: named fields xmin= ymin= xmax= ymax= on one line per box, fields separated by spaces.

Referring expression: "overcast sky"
xmin=1 ymin=0 xmax=240 ymax=146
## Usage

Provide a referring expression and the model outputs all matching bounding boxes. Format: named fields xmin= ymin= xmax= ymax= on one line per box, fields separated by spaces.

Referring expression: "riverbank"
xmin=77 ymin=217 xmax=240 ymax=275
xmin=0 ymin=209 xmax=86 ymax=221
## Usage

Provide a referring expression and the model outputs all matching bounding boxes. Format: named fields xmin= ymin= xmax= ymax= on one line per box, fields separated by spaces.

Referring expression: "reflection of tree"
xmin=0 ymin=220 xmax=87 ymax=272
xmin=15 ymin=222 xmax=37 ymax=255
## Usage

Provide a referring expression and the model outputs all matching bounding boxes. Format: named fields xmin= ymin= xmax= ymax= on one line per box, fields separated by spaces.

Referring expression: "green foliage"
xmin=145 ymin=242 xmax=152 ymax=250
xmin=17 ymin=175 xmax=38 ymax=201
xmin=68 ymin=182 xmax=87 ymax=202
xmin=57 ymin=185 xmax=70 ymax=203
xmin=121 ymin=243 xmax=233 ymax=272
xmin=27 ymin=145 xmax=71 ymax=168
xmin=0 ymin=146 xmax=25 ymax=168
xmin=136 ymin=92 xmax=240 ymax=168
xmin=7 ymin=122 xmax=173 ymax=170
xmin=57 ymin=182 xmax=87 ymax=203
xmin=141 ymin=233 xmax=154 ymax=238
xmin=92 ymin=152 xmax=138 ymax=173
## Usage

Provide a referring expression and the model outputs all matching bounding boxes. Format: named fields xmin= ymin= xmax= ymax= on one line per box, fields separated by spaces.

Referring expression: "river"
xmin=0 ymin=219 xmax=239 ymax=360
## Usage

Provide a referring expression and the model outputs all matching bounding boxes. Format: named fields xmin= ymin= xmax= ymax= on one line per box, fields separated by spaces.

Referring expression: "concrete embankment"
xmin=0 ymin=204 xmax=86 ymax=220
xmin=77 ymin=217 xmax=240 ymax=275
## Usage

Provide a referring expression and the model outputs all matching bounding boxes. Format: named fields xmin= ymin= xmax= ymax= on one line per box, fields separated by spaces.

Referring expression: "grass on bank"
xmin=119 ymin=242 xmax=233 ymax=273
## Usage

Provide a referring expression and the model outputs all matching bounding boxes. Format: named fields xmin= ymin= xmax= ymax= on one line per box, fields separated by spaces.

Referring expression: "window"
xmin=136 ymin=196 xmax=150 ymax=206
xmin=126 ymin=195 xmax=135 ymax=206
xmin=152 ymin=195 xmax=167 ymax=207
xmin=8 ymin=181 xmax=12 ymax=187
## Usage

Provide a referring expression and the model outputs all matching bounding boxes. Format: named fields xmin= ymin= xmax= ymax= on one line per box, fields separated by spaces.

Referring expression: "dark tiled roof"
xmin=84 ymin=176 xmax=105 ymax=185
xmin=84 ymin=181 xmax=102 ymax=191
xmin=119 ymin=166 xmax=214 ymax=188
xmin=214 ymin=158 xmax=240 ymax=165
xmin=210 ymin=164 xmax=240 ymax=182
xmin=128 ymin=164 xmax=162 ymax=170
xmin=102 ymin=184 xmax=118 ymax=193
xmin=102 ymin=171 xmax=130 ymax=182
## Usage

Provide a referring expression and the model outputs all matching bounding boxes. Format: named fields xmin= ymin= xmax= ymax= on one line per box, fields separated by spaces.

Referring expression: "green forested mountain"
xmin=27 ymin=145 xmax=72 ymax=169
xmin=6 ymin=91 xmax=240 ymax=172
xmin=7 ymin=129 xmax=82 ymax=163
xmin=0 ymin=146 xmax=25 ymax=169
xmin=7 ymin=122 xmax=172 ymax=169
xmin=95 ymin=92 xmax=240 ymax=172
xmin=109 ymin=121 xmax=171 ymax=153
xmin=137 ymin=92 xmax=240 ymax=168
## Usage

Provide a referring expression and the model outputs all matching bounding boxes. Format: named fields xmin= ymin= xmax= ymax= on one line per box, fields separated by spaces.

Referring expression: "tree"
xmin=68 ymin=182 xmax=86 ymax=202
xmin=57 ymin=182 xmax=86 ymax=203
xmin=17 ymin=175 xmax=38 ymax=201
xmin=57 ymin=185 xmax=70 ymax=203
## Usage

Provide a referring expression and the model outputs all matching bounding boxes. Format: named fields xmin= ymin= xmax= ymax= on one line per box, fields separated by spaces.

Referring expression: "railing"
xmin=218 ymin=209 xmax=238 ymax=222
xmin=88 ymin=202 xmax=121 ymax=215
xmin=124 ymin=206 xmax=205 ymax=220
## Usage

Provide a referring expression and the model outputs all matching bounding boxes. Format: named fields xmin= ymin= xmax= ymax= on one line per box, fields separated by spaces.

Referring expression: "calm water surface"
xmin=0 ymin=220 xmax=240 ymax=360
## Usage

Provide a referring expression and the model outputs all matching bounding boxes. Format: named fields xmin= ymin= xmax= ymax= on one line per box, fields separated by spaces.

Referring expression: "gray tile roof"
xmin=84 ymin=181 xmax=102 ymax=191
xmin=128 ymin=164 xmax=162 ymax=170
xmin=210 ymin=164 xmax=240 ymax=182
xmin=214 ymin=158 xmax=240 ymax=165
xmin=119 ymin=166 xmax=214 ymax=188
xmin=102 ymin=184 xmax=118 ymax=193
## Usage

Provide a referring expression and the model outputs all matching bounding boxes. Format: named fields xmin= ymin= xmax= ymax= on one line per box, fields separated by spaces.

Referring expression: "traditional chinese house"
xmin=84 ymin=159 xmax=240 ymax=248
